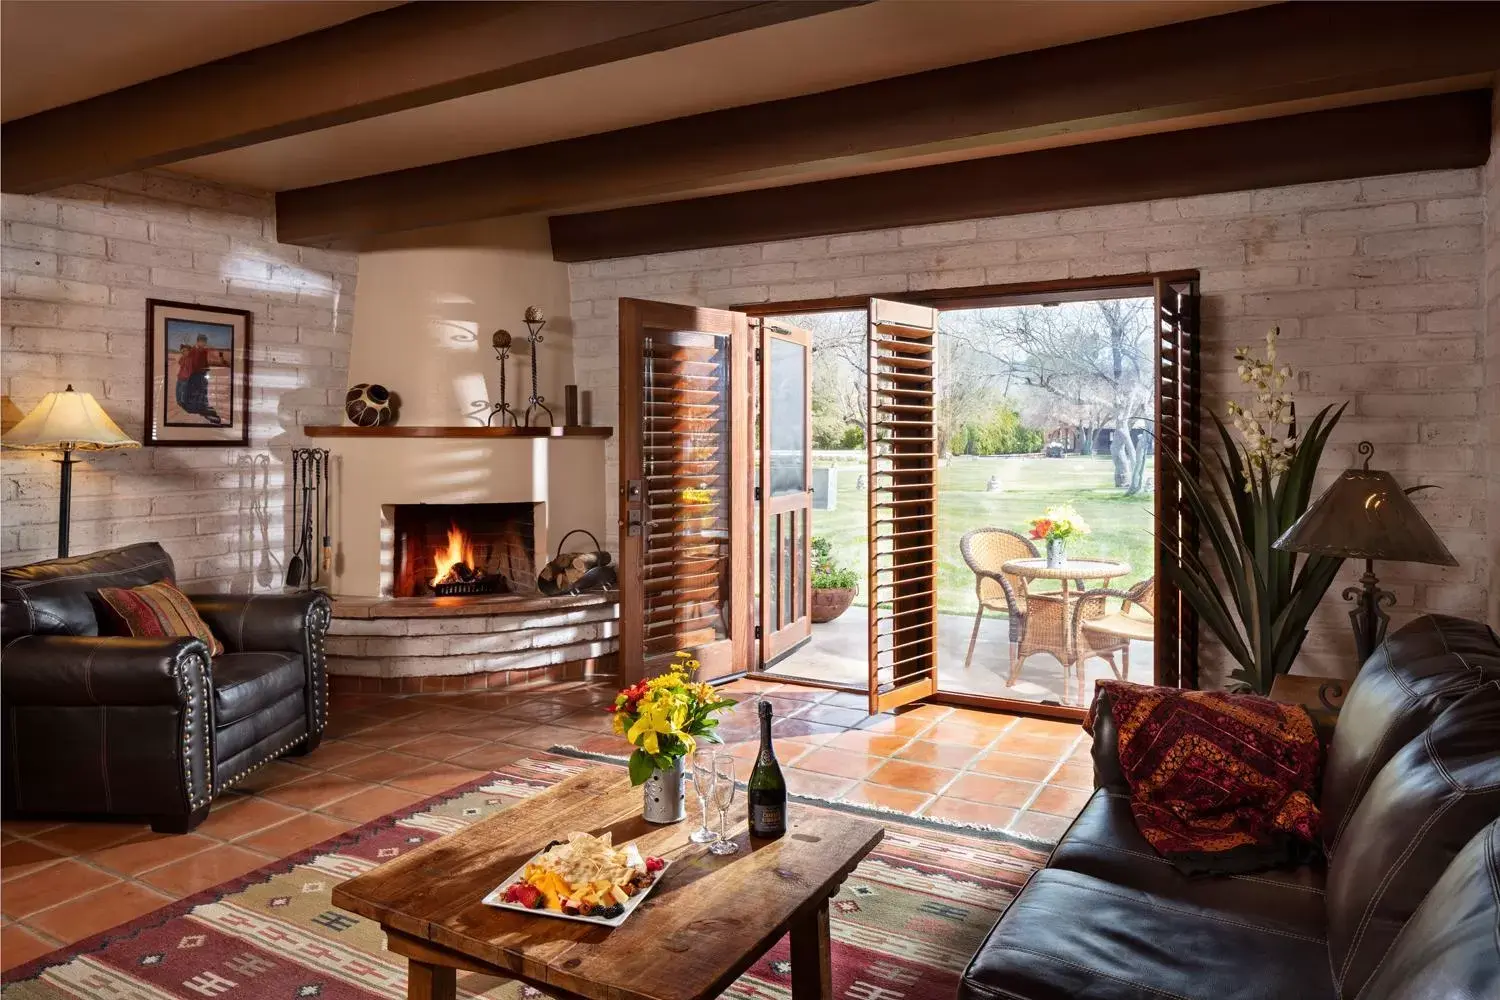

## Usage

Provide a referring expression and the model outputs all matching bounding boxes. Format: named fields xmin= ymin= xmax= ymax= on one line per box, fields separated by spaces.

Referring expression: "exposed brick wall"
xmin=568 ymin=167 xmax=1491 ymax=681
xmin=1486 ymin=106 xmax=1500 ymax=630
xmin=1 ymin=172 xmax=358 ymax=590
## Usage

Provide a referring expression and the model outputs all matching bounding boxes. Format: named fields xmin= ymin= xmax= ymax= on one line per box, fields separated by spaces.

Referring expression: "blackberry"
xmin=598 ymin=903 xmax=625 ymax=919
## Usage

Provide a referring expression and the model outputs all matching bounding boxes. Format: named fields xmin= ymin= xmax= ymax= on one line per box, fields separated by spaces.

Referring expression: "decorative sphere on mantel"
xmin=492 ymin=329 xmax=512 ymax=350
xmin=345 ymin=383 xmax=396 ymax=427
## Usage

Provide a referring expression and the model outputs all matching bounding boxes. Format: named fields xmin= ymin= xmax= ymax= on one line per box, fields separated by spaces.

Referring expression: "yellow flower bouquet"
xmin=610 ymin=652 xmax=737 ymax=785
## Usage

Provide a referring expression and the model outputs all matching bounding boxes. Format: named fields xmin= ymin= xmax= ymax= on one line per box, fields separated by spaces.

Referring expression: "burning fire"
xmin=431 ymin=523 xmax=477 ymax=587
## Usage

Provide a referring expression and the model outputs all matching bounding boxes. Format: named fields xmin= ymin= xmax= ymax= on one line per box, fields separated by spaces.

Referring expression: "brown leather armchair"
xmin=1 ymin=542 xmax=330 ymax=833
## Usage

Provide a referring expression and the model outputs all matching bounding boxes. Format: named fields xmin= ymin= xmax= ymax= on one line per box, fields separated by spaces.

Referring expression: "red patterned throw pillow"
xmin=96 ymin=581 xmax=224 ymax=657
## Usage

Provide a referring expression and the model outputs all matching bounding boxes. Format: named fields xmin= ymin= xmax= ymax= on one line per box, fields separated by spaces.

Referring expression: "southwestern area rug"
xmin=2 ymin=754 xmax=1047 ymax=999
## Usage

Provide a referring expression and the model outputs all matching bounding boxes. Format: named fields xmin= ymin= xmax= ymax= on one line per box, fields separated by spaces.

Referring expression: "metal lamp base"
xmin=1345 ymin=559 xmax=1396 ymax=666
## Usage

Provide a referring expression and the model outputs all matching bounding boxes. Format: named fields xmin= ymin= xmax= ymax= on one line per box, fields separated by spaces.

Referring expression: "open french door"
xmin=1153 ymin=276 xmax=1201 ymax=689
xmin=866 ymin=298 xmax=940 ymax=714
xmin=618 ymin=299 xmax=752 ymax=684
xmin=757 ymin=318 xmax=814 ymax=665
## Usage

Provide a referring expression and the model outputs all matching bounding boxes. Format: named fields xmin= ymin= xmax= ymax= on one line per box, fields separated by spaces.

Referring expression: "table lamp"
xmin=1274 ymin=440 xmax=1456 ymax=666
xmin=2 ymin=385 xmax=139 ymax=557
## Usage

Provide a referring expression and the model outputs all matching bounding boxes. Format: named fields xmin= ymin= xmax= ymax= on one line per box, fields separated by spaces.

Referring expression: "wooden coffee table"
xmin=332 ymin=766 xmax=884 ymax=1000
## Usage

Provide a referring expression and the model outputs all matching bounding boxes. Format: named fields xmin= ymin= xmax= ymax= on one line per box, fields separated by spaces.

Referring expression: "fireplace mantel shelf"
xmin=304 ymin=425 xmax=612 ymax=439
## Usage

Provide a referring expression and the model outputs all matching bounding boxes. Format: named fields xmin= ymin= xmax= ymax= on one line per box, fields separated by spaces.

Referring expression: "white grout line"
xmin=1004 ymin=730 xmax=1089 ymax=833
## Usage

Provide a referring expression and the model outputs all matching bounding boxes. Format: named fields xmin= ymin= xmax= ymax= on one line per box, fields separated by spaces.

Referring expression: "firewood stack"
xmin=537 ymin=531 xmax=616 ymax=595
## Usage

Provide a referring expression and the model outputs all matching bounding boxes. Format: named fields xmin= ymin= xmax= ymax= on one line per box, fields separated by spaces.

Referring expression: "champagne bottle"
xmin=748 ymin=700 xmax=787 ymax=838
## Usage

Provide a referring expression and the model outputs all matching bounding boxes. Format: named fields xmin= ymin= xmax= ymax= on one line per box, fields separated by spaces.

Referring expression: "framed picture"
xmin=144 ymin=299 xmax=252 ymax=446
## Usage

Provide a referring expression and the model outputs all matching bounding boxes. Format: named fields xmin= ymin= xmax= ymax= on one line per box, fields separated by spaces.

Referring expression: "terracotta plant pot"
xmin=811 ymin=586 xmax=857 ymax=623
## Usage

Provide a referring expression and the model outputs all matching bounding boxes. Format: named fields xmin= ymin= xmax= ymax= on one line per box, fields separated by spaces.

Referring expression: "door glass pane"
xmin=794 ymin=509 xmax=806 ymax=622
xmin=769 ymin=512 xmax=782 ymax=629
xmin=641 ymin=331 xmax=731 ymax=656
xmin=768 ymin=336 xmax=806 ymax=496
xmin=782 ymin=508 xmax=797 ymax=625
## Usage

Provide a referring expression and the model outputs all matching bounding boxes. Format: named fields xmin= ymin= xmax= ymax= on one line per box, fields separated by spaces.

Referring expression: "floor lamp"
xmin=1274 ymin=441 xmax=1457 ymax=668
xmin=2 ymin=385 xmax=140 ymax=558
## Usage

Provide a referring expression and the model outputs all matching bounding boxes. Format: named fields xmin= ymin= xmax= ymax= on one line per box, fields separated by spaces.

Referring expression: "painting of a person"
xmin=150 ymin=305 xmax=248 ymax=444
xmin=174 ymin=333 xmax=224 ymax=425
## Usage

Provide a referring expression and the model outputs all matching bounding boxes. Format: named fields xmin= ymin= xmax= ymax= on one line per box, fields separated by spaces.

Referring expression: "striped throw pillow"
xmin=96 ymin=581 xmax=224 ymax=657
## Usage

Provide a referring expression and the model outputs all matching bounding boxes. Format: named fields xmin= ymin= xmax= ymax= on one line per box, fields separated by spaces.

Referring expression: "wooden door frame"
xmin=757 ymin=318 xmax=815 ymax=665
xmin=736 ymin=270 xmax=1201 ymax=714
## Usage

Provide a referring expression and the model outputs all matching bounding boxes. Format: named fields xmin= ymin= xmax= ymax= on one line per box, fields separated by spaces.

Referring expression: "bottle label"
xmin=752 ymin=803 xmax=784 ymax=833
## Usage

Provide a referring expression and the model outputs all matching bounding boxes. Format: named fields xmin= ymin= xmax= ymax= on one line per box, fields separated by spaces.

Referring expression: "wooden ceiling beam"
xmin=272 ymin=1 xmax=1500 ymax=246
xmin=547 ymin=92 xmax=1494 ymax=262
xmin=0 ymin=0 xmax=866 ymax=194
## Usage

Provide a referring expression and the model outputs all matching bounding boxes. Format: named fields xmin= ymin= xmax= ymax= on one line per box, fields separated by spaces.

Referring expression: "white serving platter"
xmin=481 ymin=848 xmax=672 ymax=928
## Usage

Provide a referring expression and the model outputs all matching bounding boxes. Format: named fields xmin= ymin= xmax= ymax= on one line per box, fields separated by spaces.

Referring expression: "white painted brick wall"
xmin=1486 ymin=104 xmax=1500 ymax=630
xmin=569 ymin=167 xmax=1494 ymax=681
xmin=1 ymin=171 xmax=358 ymax=590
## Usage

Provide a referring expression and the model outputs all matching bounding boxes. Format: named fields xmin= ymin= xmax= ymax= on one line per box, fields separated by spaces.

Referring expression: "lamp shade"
xmin=2 ymin=385 xmax=139 ymax=452
xmin=1274 ymin=463 xmax=1456 ymax=566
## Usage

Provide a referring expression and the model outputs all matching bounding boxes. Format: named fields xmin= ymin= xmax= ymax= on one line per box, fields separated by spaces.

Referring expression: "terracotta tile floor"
xmin=0 ymin=675 xmax=1090 ymax=971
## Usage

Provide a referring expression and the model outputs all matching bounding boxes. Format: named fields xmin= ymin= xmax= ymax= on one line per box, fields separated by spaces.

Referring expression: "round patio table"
xmin=999 ymin=557 xmax=1130 ymax=703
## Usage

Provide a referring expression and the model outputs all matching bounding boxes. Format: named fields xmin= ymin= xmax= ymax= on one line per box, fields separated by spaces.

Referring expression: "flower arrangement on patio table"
xmin=1027 ymin=504 xmax=1092 ymax=544
xmin=610 ymin=652 xmax=737 ymax=786
xmin=1159 ymin=327 xmax=1347 ymax=696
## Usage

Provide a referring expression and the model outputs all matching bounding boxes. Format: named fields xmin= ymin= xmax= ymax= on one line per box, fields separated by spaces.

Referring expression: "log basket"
xmin=537 ymin=529 xmax=618 ymax=595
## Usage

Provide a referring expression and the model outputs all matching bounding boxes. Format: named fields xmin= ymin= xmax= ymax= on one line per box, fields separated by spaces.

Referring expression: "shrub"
xmin=810 ymin=535 xmax=857 ymax=590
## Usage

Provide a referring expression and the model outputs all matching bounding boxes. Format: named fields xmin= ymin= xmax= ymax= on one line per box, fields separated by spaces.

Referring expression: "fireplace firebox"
xmin=386 ymin=502 xmax=539 ymax=598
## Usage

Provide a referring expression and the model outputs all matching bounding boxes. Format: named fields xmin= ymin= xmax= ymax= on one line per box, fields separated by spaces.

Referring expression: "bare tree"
xmin=780 ymin=311 xmax=868 ymax=439
xmin=947 ymin=299 xmax=1155 ymax=493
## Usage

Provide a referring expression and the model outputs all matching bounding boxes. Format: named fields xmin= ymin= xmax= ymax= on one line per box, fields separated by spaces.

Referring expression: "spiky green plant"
xmin=1159 ymin=402 xmax=1346 ymax=695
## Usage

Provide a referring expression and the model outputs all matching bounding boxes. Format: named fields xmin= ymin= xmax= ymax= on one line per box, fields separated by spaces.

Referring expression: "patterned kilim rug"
xmin=2 ymin=754 xmax=1048 ymax=999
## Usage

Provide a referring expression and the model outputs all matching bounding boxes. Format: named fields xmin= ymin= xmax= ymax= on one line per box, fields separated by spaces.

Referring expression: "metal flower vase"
xmin=642 ymin=757 xmax=687 ymax=823
xmin=1046 ymin=537 xmax=1065 ymax=569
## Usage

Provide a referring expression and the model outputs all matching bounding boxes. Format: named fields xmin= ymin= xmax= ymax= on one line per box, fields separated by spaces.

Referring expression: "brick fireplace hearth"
xmin=327 ymin=592 xmax=619 ymax=692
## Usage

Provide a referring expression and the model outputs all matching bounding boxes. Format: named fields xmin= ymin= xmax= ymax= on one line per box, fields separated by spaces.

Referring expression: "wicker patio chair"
xmin=1071 ymin=577 xmax=1156 ymax=688
xmin=960 ymin=527 xmax=1048 ymax=670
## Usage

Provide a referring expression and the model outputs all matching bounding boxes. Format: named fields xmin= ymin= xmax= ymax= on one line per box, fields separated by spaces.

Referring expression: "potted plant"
xmin=1160 ymin=328 xmax=1347 ymax=696
xmin=810 ymin=536 xmax=859 ymax=623
xmin=1027 ymin=504 xmax=1091 ymax=568
xmin=609 ymin=652 xmax=736 ymax=823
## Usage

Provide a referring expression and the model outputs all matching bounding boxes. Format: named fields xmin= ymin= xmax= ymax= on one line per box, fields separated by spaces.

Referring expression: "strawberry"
xmin=509 ymin=883 xmax=543 ymax=909
xmin=645 ymin=856 xmax=665 ymax=873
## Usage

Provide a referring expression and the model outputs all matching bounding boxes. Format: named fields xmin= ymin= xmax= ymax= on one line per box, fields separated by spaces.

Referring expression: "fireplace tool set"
xmin=286 ymin=447 xmax=330 ymax=590
xmin=482 ymin=306 xmax=553 ymax=426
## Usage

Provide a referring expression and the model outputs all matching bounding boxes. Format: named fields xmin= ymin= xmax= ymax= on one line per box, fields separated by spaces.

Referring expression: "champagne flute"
xmin=689 ymin=748 xmax=719 ymax=844
xmin=709 ymin=753 xmax=739 ymax=856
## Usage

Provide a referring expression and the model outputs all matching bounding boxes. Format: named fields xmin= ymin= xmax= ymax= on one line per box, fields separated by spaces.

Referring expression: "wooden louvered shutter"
xmin=866 ymin=298 xmax=940 ymax=714
xmin=618 ymin=298 xmax=752 ymax=683
xmin=1153 ymin=276 xmax=1201 ymax=689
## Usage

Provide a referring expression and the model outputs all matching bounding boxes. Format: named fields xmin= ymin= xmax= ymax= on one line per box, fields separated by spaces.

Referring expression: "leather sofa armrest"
xmin=1089 ymin=690 xmax=1131 ymax=793
xmin=2 ymin=634 xmax=209 ymax=706
xmin=190 ymin=591 xmax=331 ymax=654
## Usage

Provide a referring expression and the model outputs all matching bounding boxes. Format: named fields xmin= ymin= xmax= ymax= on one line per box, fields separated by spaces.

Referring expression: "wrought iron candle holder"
xmin=483 ymin=329 xmax=518 ymax=427
xmin=523 ymin=306 xmax=553 ymax=426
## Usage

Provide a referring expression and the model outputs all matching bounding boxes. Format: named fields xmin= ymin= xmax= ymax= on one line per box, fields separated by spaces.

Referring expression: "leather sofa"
xmin=959 ymin=614 xmax=1500 ymax=1000
xmin=1 ymin=542 xmax=331 ymax=833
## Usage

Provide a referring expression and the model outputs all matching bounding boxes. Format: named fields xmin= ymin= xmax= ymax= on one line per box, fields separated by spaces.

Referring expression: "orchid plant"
xmin=1159 ymin=327 xmax=1346 ymax=695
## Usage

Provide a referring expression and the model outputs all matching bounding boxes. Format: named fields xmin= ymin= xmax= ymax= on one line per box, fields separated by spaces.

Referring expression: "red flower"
xmin=1029 ymin=518 xmax=1053 ymax=540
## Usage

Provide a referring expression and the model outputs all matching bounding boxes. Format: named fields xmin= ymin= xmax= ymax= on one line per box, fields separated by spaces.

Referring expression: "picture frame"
xmin=144 ymin=299 xmax=253 ymax=446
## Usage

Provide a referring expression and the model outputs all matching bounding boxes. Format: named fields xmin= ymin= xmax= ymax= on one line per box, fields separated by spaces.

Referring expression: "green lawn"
xmin=811 ymin=454 xmax=1154 ymax=617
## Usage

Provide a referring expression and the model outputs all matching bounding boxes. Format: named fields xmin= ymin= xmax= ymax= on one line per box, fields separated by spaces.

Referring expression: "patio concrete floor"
xmin=766 ymin=605 xmax=1152 ymax=707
